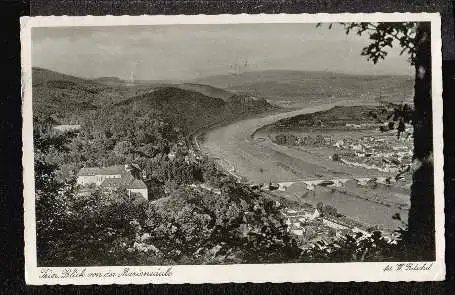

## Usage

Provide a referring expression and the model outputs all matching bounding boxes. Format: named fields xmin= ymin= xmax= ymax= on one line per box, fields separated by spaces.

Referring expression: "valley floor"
xmin=198 ymin=102 xmax=410 ymax=232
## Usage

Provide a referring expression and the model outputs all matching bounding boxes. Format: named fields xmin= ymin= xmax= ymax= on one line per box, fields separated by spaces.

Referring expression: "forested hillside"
xmin=33 ymin=68 xmax=404 ymax=266
xmin=270 ymin=105 xmax=413 ymax=131
xmin=32 ymin=68 xmax=150 ymax=121
xmin=32 ymin=67 xmax=274 ymax=125
xmin=32 ymin=68 xmax=275 ymax=176
xmin=114 ymin=87 xmax=272 ymax=134
xmin=33 ymin=68 xmax=306 ymax=266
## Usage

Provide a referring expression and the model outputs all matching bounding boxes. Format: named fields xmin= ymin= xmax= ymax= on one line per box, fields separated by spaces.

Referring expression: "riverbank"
xmin=195 ymin=101 xmax=410 ymax=231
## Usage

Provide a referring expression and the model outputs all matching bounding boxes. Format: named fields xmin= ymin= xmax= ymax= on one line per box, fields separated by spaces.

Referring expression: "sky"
xmin=32 ymin=24 xmax=414 ymax=81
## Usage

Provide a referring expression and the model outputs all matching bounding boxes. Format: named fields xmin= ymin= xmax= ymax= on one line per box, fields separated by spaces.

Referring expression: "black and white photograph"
xmin=21 ymin=14 xmax=444 ymax=284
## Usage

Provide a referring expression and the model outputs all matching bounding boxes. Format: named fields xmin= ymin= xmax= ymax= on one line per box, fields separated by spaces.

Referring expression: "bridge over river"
xmin=196 ymin=103 xmax=409 ymax=231
xmin=275 ymin=177 xmax=390 ymax=191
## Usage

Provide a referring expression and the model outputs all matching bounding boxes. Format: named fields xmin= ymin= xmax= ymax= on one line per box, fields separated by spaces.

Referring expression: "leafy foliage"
xmin=317 ymin=22 xmax=417 ymax=65
xmin=33 ymin=86 xmax=297 ymax=265
xmin=319 ymin=22 xmax=436 ymax=260
xmin=35 ymin=129 xmax=300 ymax=265
xmin=369 ymin=102 xmax=414 ymax=137
xmin=317 ymin=22 xmax=417 ymax=136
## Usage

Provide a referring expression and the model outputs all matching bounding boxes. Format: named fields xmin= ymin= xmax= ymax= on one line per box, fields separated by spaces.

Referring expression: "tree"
xmin=34 ymin=130 xmax=80 ymax=265
xmin=320 ymin=22 xmax=434 ymax=260
xmin=316 ymin=202 xmax=324 ymax=213
xmin=113 ymin=140 xmax=133 ymax=156
xmin=407 ymin=22 xmax=434 ymax=260
xmin=323 ymin=205 xmax=338 ymax=217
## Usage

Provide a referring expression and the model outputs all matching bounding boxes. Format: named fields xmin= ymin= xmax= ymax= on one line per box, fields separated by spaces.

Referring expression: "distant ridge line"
xmin=32 ymin=67 xmax=414 ymax=85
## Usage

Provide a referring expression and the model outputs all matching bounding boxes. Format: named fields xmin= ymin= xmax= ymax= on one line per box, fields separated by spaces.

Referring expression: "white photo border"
xmin=21 ymin=13 xmax=445 ymax=284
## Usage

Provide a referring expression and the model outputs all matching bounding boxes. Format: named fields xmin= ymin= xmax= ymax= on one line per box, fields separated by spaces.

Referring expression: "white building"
xmin=77 ymin=164 xmax=148 ymax=199
xmin=53 ymin=124 xmax=81 ymax=133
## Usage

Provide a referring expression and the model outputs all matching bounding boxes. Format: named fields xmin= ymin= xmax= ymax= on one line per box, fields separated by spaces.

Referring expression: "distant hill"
xmin=31 ymin=68 xmax=274 ymax=130
xmin=32 ymin=67 xmax=95 ymax=87
xmin=114 ymin=86 xmax=274 ymax=134
xmin=172 ymin=83 xmax=234 ymax=102
xmin=32 ymin=68 xmax=146 ymax=121
xmin=32 ymin=68 xmax=100 ymax=120
xmin=194 ymin=70 xmax=415 ymax=106
xmin=93 ymin=77 xmax=124 ymax=84
xmin=93 ymin=78 xmax=238 ymax=103
xmin=115 ymin=87 xmax=226 ymax=133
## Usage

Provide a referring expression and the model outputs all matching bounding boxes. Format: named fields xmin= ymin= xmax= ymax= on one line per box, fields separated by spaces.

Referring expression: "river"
xmin=198 ymin=102 xmax=388 ymax=184
xmin=197 ymin=102 xmax=410 ymax=230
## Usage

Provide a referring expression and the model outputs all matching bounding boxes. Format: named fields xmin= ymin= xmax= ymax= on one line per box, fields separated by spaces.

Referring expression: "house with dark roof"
xmin=77 ymin=164 xmax=148 ymax=199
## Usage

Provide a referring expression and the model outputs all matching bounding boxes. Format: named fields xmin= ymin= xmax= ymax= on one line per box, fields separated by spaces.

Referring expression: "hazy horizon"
xmin=33 ymin=66 xmax=414 ymax=83
xmin=32 ymin=24 xmax=414 ymax=81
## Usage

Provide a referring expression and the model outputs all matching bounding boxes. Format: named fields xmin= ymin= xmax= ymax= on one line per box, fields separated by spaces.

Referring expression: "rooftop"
xmin=100 ymin=174 xmax=148 ymax=190
xmin=77 ymin=165 xmax=125 ymax=176
xmin=77 ymin=164 xmax=148 ymax=190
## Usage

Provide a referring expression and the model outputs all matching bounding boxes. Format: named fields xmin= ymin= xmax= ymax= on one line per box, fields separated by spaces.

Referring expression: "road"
xmin=198 ymin=102 xmax=388 ymax=184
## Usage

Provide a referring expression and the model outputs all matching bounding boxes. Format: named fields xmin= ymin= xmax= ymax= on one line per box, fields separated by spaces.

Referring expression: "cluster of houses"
xmin=294 ymin=135 xmax=333 ymax=147
xmin=281 ymin=205 xmax=403 ymax=248
xmin=281 ymin=208 xmax=369 ymax=239
xmin=274 ymin=133 xmax=333 ymax=147
xmin=332 ymin=134 xmax=412 ymax=173
xmin=76 ymin=164 xmax=148 ymax=200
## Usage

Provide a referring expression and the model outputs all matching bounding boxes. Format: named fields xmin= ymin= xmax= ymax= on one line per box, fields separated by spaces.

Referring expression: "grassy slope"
xmin=194 ymin=70 xmax=414 ymax=104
